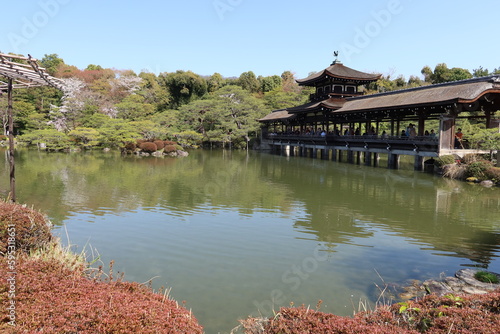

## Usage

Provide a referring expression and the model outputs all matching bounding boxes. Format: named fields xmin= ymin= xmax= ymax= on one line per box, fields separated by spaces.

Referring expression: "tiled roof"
xmin=337 ymin=76 xmax=500 ymax=113
xmin=296 ymin=62 xmax=381 ymax=85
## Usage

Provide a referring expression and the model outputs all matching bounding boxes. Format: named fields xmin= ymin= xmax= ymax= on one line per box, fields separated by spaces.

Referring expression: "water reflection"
xmin=1 ymin=149 xmax=499 ymax=333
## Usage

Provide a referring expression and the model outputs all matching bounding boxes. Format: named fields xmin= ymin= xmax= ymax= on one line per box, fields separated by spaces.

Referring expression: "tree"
xmin=207 ymin=72 xmax=226 ymax=93
xmin=213 ymin=85 xmax=268 ymax=148
xmin=12 ymin=100 xmax=36 ymax=134
xmin=97 ymin=118 xmax=141 ymax=148
xmin=40 ymin=54 xmax=65 ymax=76
xmin=263 ymin=89 xmax=307 ymax=110
xmin=259 ymin=75 xmax=282 ymax=93
xmin=421 ymin=63 xmax=472 ymax=84
xmin=159 ymin=70 xmax=208 ymax=109
xmin=469 ymin=128 xmax=500 ymax=159
xmin=115 ymin=94 xmax=155 ymax=121
xmin=68 ymin=127 xmax=100 ymax=149
xmin=473 ymin=66 xmax=490 ymax=78
xmin=237 ymin=71 xmax=260 ymax=93
xmin=281 ymin=71 xmax=300 ymax=93
xmin=18 ymin=129 xmax=71 ymax=151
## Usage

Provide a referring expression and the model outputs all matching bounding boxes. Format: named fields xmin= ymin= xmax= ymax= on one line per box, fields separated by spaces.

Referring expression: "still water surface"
xmin=2 ymin=149 xmax=500 ymax=333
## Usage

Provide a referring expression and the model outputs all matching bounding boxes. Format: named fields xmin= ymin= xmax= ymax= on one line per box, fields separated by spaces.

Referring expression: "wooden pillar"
xmin=365 ymin=151 xmax=372 ymax=166
xmin=439 ymin=115 xmax=456 ymax=151
xmin=7 ymin=78 xmax=16 ymax=202
xmin=418 ymin=114 xmax=425 ymax=136
xmin=388 ymin=153 xmax=399 ymax=169
xmin=347 ymin=150 xmax=354 ymax=164
xmin=321 ymin=148 xmax=328 ymax=160
xmin=356 ymin=151 xmax=361 ymax=164
xmin=414 ymin=155 xmax=424 ymax=171
xmin=331 ymin=149 xmax=337 ymax=162
xmin=289 ymin=145 xmax=295 ymax=156
xmin=373 ymin=153 xmax=379 ymax=167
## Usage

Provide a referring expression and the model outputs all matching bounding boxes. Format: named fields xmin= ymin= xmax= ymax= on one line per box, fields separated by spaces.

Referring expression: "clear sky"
xmin=2 ymin=0 xmax=499 ymax=80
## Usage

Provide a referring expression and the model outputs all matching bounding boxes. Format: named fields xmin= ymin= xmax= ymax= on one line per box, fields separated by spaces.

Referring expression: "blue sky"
xmin=2 ymin=0 xmax=499 ymax=80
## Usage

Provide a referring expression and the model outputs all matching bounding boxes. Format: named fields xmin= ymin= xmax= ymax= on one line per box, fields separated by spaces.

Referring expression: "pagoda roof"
xmin=296 ymin=62 xmax=381 ymax=86
xmin=336 ymin=76 xmax=500 ymax=113
xmin=287 ymin=98 xmax=345 ymax=113
xmin=258 ymin=109 xmax=296 ymax=122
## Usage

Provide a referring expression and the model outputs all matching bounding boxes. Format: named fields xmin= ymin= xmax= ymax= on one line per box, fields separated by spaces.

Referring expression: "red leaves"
xmin=240 ymin=291 xmax=500 ymax=334
xmin=0 ymin=202 xmax=53 ymax=255
xmin=0 ymin=257 xmax=203 ymax=333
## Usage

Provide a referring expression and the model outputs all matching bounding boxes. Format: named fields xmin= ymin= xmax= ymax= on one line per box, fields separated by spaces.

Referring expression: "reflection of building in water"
xmin=435 ymin=188 xmax=453 ymax=214
xmin=269 ymin=160 xmax=500 ymax=268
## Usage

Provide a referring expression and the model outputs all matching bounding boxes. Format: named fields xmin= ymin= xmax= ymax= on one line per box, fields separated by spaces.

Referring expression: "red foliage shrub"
xmin=164 ymin=140 xmax=178 ymax=146
xmin=164 ymin=145 xmax=177 ymax=153
xmin=0 ymin=256 xmax=204 ymax=333
xmin=251 ymin=306 xmax=414 ymax=334
xmin=240 ymin=291 xmax=500 ymax=334
xmin=124 ymin=141 xmax=137 ymax=152
xmin=139 ymin=142 xmax=158 ymax=153
xmin=0 ymin=202 xmax=52 ymax=255
xmin=154 ymin=140 xmax=165 ymax=150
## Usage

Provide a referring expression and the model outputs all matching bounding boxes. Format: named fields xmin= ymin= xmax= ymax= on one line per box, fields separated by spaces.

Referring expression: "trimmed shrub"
xmin=124 ymin=141 xmax=137 ymax=151
xmin=164 ymin=140 xmax=178 ymax=146
xmin=466 ymin=160 xmax=494 ymax=179
xmin=0 ymin=256 xmax=204 ymax=333
xmin=0 ymin=201 xmax=52 ymax=255
xmin=139 ymin=142 xmax=158 ymax=153
xmin=154 ymin=140 xmax=165 ymax=150
xmin=164 ymin=145 xmax=177 ymax=153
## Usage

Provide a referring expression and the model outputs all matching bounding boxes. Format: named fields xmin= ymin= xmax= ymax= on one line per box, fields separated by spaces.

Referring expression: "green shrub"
xmin=474 ymin=271 xmax=500 ymax=284
xmin=0 ymin=201 xmax=53 ymax=255
xmin=139 ymin=142 xmax=157 ymax=153
xmin=434 ymin=155 xmax=457 ymax=168
xmin=466 ymin=160 xmax=494 ymax=179
xmin=154 ymin=140 xmax=165 ymax=150
xmin=463 ymin=153 xmax=480 ymax=164
xmin=18 ymin=129 xmax=71 ymax=151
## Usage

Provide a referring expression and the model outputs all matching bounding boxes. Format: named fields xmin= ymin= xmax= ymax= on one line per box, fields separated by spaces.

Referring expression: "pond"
xmin=1 ymin=149 xmax=499 ymax=333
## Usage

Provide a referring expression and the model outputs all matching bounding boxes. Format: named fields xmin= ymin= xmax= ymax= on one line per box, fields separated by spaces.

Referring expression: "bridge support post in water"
xmin=365 ymin=151 xmax=372 ymax=166
xmin=321 ymin=148 xmax=329 ymax=160
xmin=373 ymin=153 xmax=380 ymax=167
xmin=414 ymin=155 xmax=424 ymax=171
xmin=347 ymin=150 xmax=354 ymax=164
xmin=388 ymin=153 xmax=399 ymax=169
xmin=289 ymin=145 xmax=295 ymax=157
xmin=331 ymin=149 xmax=337 ymax=162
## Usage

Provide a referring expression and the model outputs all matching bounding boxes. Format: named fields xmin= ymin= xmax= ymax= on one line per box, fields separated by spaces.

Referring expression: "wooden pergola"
xmin=0 ymin=53 xmax=65 ymax=202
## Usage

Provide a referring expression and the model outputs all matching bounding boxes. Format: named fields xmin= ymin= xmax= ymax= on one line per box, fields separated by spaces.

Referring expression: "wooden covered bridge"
xmin=258 ymin=60 xmax=500 ymax=170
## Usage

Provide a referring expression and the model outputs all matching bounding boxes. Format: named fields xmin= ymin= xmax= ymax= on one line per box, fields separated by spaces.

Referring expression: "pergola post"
xmin=7 ymin=79 xmax=15 ymax=202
